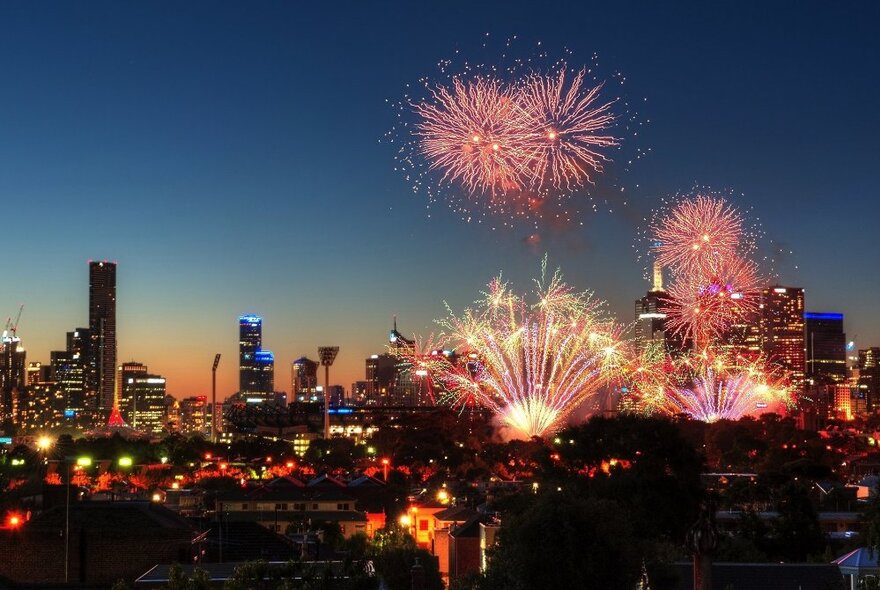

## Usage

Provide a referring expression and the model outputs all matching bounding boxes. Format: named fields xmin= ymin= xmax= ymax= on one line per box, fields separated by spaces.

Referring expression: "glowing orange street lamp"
xmin=381 ymin=458 xmax=390 ymax=481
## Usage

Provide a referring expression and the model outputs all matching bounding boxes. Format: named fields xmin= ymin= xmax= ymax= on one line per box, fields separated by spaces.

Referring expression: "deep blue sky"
xmin=1 ymin=1 xmax=877 ymax=396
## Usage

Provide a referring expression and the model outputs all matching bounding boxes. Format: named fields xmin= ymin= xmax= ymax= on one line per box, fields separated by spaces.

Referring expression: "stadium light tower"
xmin=318 ymin=346 xmax=339 ymax=439
xmin=211 ymin=354 xmax=221 ymax=443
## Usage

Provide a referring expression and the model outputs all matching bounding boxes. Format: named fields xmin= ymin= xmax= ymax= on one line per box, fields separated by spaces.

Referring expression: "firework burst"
xmin=388 ymin=39 xmax=646 ymax=229
xmin=413 ymin=76 xmax=534 ymax=196
xmin=642 ymin=191 xmax=764 ymax=345
xmin=662 ymin=255 xmax=762 ymax=345
xmin=518 ymin=68 xmax=618 ymax=193
xmin=431 ymin=262 xmax=623 ymax=438
xmin=395 ymin=340 xmax=484 ymax=412
xmin=652 ymin=194 xmax=745 ymax=278
xmin=630 ymin=348 xmax=792 ymax=422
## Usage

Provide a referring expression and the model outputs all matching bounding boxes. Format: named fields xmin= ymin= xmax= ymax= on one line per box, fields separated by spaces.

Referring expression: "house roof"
xmin=266 ymin=476 xmax=306 ymax=488
xmin=218 ymin=488 xmax=356 ymax=503
xmin=450 ymin=516 xmax=484 ymax=539
xmin=28 ymin=501 xmax=193 ymax=531
xmin=136 ymin=561 xmax=351 ymax=584
xmin=434 ymin=506 xmax=478 ymax=523
xmin=307 ymin=474 xmax=346 ymax=488
xmin=348 ymin=474 xmax=385 ymax=488
xmin=672 ymin=562 xmax=844 ymax=590
xmin=223 ymin=510 xmax=367 ymax=523
xmin=834 ymin=547 xmax=880 ymax=574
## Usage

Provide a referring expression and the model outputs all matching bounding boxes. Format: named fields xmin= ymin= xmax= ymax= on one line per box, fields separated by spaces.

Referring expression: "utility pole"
xmin=318 ymin=347 xmax=339 ymax=439
xmin=211 ymin=354 xmax=221 ymax=443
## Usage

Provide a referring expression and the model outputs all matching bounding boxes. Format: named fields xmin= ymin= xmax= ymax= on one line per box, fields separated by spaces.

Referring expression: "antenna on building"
xmin=652 ymin=260 xmax=664 ymax=292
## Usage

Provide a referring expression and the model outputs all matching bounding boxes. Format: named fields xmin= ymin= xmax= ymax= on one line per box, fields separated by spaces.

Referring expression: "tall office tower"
xmin=805 ymin=313 xmax=846 ymax=386
xmin=117 ymin=362 xmax=148 ymax=423
xmin=759 ymin=286 xmax=806 ymax=394
xmin=0 ymin=334 xmax=26 ymax=424
xmin=634 ymin=260 xmax=673 ymax=352
xmin=239 ymin=314 xmax=262 ymax=392
xmin=366 ymin=353 xmax=398 ymax=405
xmin=88 ymin=261 xmax=117 ymax=413
xmin=858 ymin=348 xmax=880 ymax=412
xmin=49 ymin=328 xmax=90 ymax=424
xmin=238 ymin=314 xmax=275 ymax=401
xmin=386 ymin=319 xmax=432 ymax=406
xmin=253 ymin=350 xmax=275 ymax=395
xmin=291 ymin=357 xmax=319 ymax=402
xmin=121 ymin=373 xmax=167 ymax=433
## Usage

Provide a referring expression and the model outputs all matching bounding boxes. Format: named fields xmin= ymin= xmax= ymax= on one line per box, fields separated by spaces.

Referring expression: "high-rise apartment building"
xmin=0 ymin=334 xmax=26 ymax=424
xmin=88 ymin=261 xmax=117 ymax=414
xmin=805 ymin=312 xmax=846 ymax=386
xmin=758 ymin=286 xmax=805 ymax=393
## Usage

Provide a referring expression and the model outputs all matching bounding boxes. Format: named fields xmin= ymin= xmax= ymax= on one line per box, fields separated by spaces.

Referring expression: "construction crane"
xmin=2 ymin=305 xmax=23 ymax=341
xmin=10 ymin=305 xmax=23 ymax=338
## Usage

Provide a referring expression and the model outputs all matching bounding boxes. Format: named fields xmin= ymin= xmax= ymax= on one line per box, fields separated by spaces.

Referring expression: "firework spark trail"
xmin=646 ymin=192 xmax=764 ymax=346
xmin=630 ymin=192 xmax=795 ymax=421
xmin=630 ymin=348 xmax=792 ymax=422
xmin=394 ymin=44 xmax=634 ymax=227
xmin=519 ymin=68 xmax=618 ymax=193
xmin=652 ymin=194 xmax=745 ymax=278
xmin=423 ymin=263 xmax=622 ymax=438
xmin=413 ymin=76 xmax=534 ymax=196
xmin=662 ymin=255 xmax=762 ymax=345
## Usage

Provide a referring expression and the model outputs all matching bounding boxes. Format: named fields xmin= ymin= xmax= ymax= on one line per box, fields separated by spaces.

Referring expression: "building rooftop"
xmin=28 ymin=501 xmax=193 ymax=531
xmin=672 ymin=562 xmax=844 ymax=590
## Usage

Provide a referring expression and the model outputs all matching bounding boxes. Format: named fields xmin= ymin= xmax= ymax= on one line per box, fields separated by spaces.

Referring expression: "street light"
xmin=118 ymin=457 xmax=133 ymax=468
xmin=211 ymin=353 xmax=221 ymax=443
xmin=64 ymin=456 xmax=91 ymax=582
xmin=318 ymin=346 xmax=339 ymax=440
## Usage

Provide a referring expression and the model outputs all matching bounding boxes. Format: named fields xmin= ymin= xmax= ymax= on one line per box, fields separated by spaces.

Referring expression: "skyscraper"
xmin=88 ymin=261 xmax=117 ymax=415
xmin=805 ymin=313 xmax=846 ymax=386
xmin=759 ymin=286 xmax=806 ymax=393
xmin=50 ymin=328 xmax=90 ymax=424
xmin=634 ymin=260 xmax=673 ymax=352
xmin=254 ymin=350 xmax=275 ymax=395
xmin=238 ymin=314 xmax=275 ymax=400
xmin=122 ymin=372 xmax=167 ymax=433
xmin=117 ymin=361 xmax=148 ymax=424
xmin=0 ymin=334 xmax=26 ymax=424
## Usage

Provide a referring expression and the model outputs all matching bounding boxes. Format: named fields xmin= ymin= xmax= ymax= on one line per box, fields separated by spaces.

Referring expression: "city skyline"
xmin=1 ymin=2 xmax=878 ymax=398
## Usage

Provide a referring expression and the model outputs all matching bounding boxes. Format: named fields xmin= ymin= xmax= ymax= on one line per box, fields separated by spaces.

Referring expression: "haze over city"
xmin=1 ymin=1 xmax=877 ymax=398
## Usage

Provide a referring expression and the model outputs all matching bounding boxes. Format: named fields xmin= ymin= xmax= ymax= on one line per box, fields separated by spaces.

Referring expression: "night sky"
xmin=1 ymin=1 xmax=878 ymax=397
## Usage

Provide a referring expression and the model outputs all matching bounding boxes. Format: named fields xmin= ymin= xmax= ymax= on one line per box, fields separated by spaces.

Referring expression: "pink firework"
xmin=518 ymin=68 xmax=618 ymax=193
xmin=628 ymin=347 xmax=793 ymax=422
xmin=413 ymin=76 xmax=534 ymax=196
xmin=653 ymin=194 xmax=744 ymax=277
xmin=663 ymin=255 xmax=762 ymax=345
